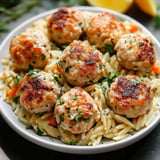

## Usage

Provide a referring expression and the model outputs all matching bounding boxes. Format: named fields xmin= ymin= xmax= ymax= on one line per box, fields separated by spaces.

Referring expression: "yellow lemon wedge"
xmin=134 ymin=0 xmax=157 ymax=17
xmin=86 ymin=0 xmax=134 ymax=13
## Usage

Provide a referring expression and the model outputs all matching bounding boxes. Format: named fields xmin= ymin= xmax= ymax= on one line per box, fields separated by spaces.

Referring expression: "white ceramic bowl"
xmin=0 ymin=6 xmax=160 ymax=154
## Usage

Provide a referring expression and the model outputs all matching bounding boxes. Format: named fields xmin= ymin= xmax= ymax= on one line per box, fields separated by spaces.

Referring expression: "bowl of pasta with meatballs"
xmin=0 ymin=6 xmax=160 ymax=154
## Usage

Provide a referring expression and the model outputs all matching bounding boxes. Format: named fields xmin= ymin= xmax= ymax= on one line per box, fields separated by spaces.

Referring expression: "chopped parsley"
xmin=68 ymin=113 xmax=71 ymax=118
xmin=53 ymin=76 xmax=60 ymax=84
xmin=12 ymin=96 xmax=19 ymax=104
xmin=32 ymin=69 xmax=42 ymax=72
xmin=106 ymin=74 xmax=117 ymax=86
xmin=104 ymin=44 xmax=115 ymax=54
xmin=36 ymin=127 xmax=44 ymax=136
xmin=26 ymin=72 xmax=35 ymax=77
xmin=89 ymin=80 xmax=93 ymax=83
xmin=13 ymin=75 xmax=20 ymax=83
xmin=28 ymin=64 xmax=34 ymax=70
xmin=86 ymin=117 xmax=91 ymax=122
xmin=31 ymin=75 xmax=40 ymax=79
xmin=70 ymin=141 xmax=77 ymax=145
xmin=65 ymin=66 xmax=70 ymax=73
xmin=58 ymin=74 xmax=61 ymax=78
xmin=92 ymin=46 xmax=96 ymax=49
xmin=71 ymin=117 xmax=77 ymax=123
xmin=130 ymin=132 xmax=135 ymax=136
xmin=34 ymin=53 xmax=39 ymax=56
xmin=59 ymin=114 xmax=64 ymax=125
xmin=71 ymin=111 xmax=85 ymax=122
xmin=42 ymin=54 xmax=46 ymax=61
xmin=58 ymin=99 xmax=64 ymax=105
xmin=71 ymin=94 xmax=79 ymax=100
xmin=26 ymin=126 xmax=33 ymax=129
xmin=99 ymin=72 xmax=125 ymax=86
xmin=136 ymin=41 xmax=145 ymax=46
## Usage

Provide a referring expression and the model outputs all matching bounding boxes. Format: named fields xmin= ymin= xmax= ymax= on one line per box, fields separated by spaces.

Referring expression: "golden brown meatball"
xmin=47 ymin=7 xmax=84 ymax=45
xmin=85 ymin=12 xmax=126 ymax=51
xmin=57 ymin=40 xmax=104 ymax=87
xmin=54 ymin=87 xmax=100 ymax=134
xmin=10 ymin=29 xmax=50 ymax=70
xmin=115 ymin=33 xmax=156 ymax=72
xmin=107 ymin=75 xmax=153 ymax=118
xmin=19 ymin=71 xmax=60 ymax=113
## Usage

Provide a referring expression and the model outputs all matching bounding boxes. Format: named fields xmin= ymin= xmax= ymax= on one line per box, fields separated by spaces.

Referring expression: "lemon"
xmin=87 ymin=0 xmax=134 ymax=13
xmin=134 ymin=0 xmax=157 ymax=17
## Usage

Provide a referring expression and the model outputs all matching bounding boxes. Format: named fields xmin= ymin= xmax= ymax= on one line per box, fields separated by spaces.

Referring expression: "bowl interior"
xmin=0 ymin=6 xmax=160 ymax=154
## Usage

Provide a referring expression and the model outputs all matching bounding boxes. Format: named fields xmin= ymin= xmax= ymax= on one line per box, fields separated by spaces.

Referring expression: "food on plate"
xmin=55 ymin=87 xmax=100 ymax=134
xmin=10 ymin=29 xmax=50 ymax=70
xmin=0 ymin=7 xmax=160 ymax=146
xmin=57 ymin=40 xmax=104 ymax=86
xmin=47 ymin=7 xmax=84 ymax=45
xmin=18 ymin=71 xmax=60 ymax=113
xmin=115 ymin=33 xmax=156 ymax=72
xmin=107 ymin=75 xmax=153 ymax=118
xmin=84 ymin=12 xmax=126 ymax=51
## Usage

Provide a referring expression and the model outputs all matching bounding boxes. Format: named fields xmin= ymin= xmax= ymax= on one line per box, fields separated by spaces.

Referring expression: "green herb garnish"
xmin=72 ymin=94 xmax=78 ymax=100
xmin=58 ymin=74 xmax=61 ymax=78
xmin=13 ymin=75 xmax=20 ymax=83
xmin=28 ymin=64 xmax=34 ymax=70
xmin=104 ymin=44 xmax=115 ymax=54
xmin=34 ymin=53 xmax=39 ymax=56
xmin=54 ymin=76 xmax=59 ymax=83
xmin=36 ymin=127 xmax=44 ymax=136
xmin=59 ymin=114 xmax=64 ymax=125
xmin=26 ymin=72 xmax=35 ymax=77
xmin=42 ymin=54 xmax=46 ymax=61
xmin=68 ymin=113 xmax=71 ymax=118
xmin=32 ymin=69 xmax=41 ymax=72
xmin=65 ymin=67 xmax=70 ymax=73
xmin=26 ymin=126 xmax=33 ymax=129
xmin=58 ymin=99 xmax=64 ymax=105
xmin=12 ymin=96 xmax=19 ymax=104
xmin=69 ymin=141 xmax=77 ymax=145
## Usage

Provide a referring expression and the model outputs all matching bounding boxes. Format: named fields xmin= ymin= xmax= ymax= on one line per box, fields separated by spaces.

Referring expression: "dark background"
xmin=1 ymin=0 xmax=160 ymax=159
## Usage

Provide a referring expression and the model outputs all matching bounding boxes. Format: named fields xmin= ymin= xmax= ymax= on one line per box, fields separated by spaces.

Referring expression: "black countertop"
xmin=1 ymin=0 xmax=160 ymax=159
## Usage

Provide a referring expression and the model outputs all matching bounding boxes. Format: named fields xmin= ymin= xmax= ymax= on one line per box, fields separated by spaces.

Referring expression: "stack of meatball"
xmin=9 ymin=7 xmax=156 ymax=136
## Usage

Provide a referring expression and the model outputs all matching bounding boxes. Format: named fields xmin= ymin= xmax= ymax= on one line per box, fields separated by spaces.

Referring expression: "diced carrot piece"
xmin=48 ymin=116 xmax=57 ymax=127
xmin=6 ymin=87 xmax=17 ymax=100
xmin=152 ymin=62 xmax=160 ymax=74
xmin=126 ymin=22 xmax=138 ymax=33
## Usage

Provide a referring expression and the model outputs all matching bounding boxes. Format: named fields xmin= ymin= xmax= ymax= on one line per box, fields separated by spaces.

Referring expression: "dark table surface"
xmin=1 ymin=0 xmax=160 ymax=160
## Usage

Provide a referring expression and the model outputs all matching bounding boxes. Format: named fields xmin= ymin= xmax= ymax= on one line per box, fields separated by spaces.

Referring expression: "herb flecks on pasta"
xmin=0 ymin=7 xmax=160 ymax=146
